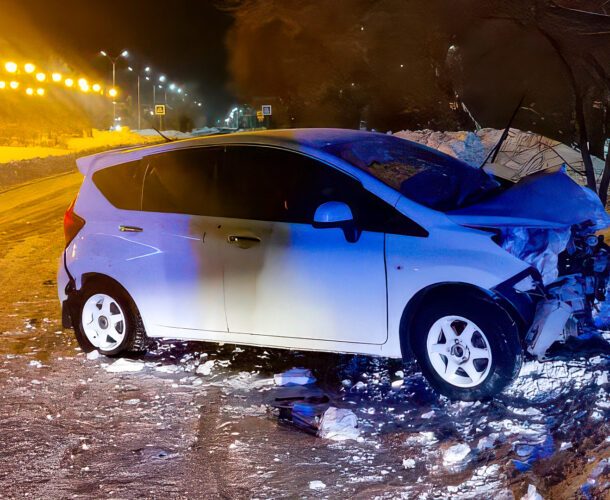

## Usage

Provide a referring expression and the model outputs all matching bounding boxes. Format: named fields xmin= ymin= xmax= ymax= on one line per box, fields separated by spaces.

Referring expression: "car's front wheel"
xmin=74 ymin=281 xmax=150 ymax=356
xmin=410 ymin=293 xmax=522 ymax=401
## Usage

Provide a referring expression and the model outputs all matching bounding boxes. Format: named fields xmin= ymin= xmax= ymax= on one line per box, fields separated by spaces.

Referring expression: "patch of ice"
xmin=155 ymin=364 xmax=181 ymax=373
xmin=105 ymin=358 xmax=145 ymax=373
xmin=443 ymin=443 xmax=471 ymax=465
xmin=521 ymin=484 xmax=544 ymax=500
xmin=309 ymin=480 xmax=326 ymax=490
xmin=477 ymin=433 xmax=500 ymax=451
xmin=318 ymin=407 xmax=360 ymax=441
xmin=273 ymin=367 xmax=315 ymax=386
xmin=196 ymin=360 xmax=215 ymax=376
xmin=405 ymin=431 xmax=438 ymax=447
xmin=86 ymin=350 xmax=100 ymax=360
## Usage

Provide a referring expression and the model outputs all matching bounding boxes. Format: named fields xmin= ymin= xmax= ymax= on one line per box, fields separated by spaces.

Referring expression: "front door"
xmin=218 ymin=146 xmax=390 ymax=344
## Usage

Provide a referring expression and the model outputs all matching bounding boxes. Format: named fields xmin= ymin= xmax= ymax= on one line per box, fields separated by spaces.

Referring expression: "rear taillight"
xmin=64 ymin=198 xmax=85 ymax=246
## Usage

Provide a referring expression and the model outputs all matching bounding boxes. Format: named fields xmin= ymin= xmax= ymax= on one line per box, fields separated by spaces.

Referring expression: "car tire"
xmin=410 ymin=292 xmax=522 ymax=401
xmin=74 ymin=280 xmax=151 ymax=356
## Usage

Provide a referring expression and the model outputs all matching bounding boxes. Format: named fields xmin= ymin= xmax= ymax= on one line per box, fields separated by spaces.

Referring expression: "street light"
xmin=51 ymin=72 xmax=61 ymax=82
xmin=36 ymin=72 xmax=46 ymax=82
xmin=5 ymin=62 xmax=17 ymax=73
xmin=108 ymin=88 xmax=118 ymax=97
xmin=36 ymin=88 xmax=44 ymax=96
xmin=65 ymin=78 xmax=74 ymax=87
xmin=92 ymin=83 xmax=101 ymax=92
xmin=24 ymin=63 xmax=35 ymax=73
xmin=26 ymin=87 xmax=33 ymax=95
xmin=10 ymin=81 xmax=18 ymax=89
xmin=100 ymin=48 xmax=129 ymax=125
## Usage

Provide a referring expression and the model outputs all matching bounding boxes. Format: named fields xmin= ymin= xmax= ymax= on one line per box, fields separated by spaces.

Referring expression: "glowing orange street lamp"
xmin=108 ymin=88 xmax=118 ymax=97
xmin=0 ymin=81 xmax=5 ymax=89
xmin=65 ymin=78 xmax=74 ymax=87
xmin=24 ymin=63 xmax=35 ymax=73
xmin=9 ymin=81 xmax=18 ymax=89
xmin=36 ymin=72 xmax=46 ymax=82
xmin=26 ymin=87 xmax=34 ymax=95
xmin=5 ymin=62 xmax=17 ymax=73
xmin=36 ymin=88 xmax=44 ymax=96
xmin=92 ymin=83 xmax=101 ymax=92
xmin=51 ymin=72 xmax=62 ymax=82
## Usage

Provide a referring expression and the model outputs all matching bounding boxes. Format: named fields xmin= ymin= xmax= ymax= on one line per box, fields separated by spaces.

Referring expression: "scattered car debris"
xmin=318 ymin=407 xmax=360 ymax=442
xmin=273 ymin=367 xmax=316 ymax=386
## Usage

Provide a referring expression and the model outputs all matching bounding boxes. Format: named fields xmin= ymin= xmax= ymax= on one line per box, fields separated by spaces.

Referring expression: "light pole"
xmin=128 ymin=65 xmax=150 ymax=130
xmin=100 ymin=49 xmax=128 ymax=127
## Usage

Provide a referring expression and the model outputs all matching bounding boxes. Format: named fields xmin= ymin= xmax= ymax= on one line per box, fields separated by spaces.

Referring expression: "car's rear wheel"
xmin=74 ymin=281 xmax=151 ymax=356
xmin=410 ymin=293 xmax=522 ymax=401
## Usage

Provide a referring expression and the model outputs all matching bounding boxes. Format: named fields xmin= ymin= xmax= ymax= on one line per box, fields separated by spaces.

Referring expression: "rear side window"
xmin=92 ymin=160 xmax=146 ymax=210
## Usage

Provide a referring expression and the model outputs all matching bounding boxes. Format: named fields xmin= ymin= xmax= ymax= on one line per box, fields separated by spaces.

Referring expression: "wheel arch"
xmin=399 ymin=282 xmax=523 ymax=362
xmin=65 ymin=272 xmax=141 ymax=329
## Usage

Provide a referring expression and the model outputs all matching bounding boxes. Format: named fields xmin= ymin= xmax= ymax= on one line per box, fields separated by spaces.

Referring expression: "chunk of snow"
xmin=559 ymin=442 xmax=572 ymax=451
xmin=86 ymin=350 xmax=100 ymax=360
xmin=443 ymin=443 xmax=471 ymax=465
xmin=477 ymin=434 xmax=499 ymax=451
xmin=521 ymin=484 xmax=544 ymax=500
xmin=105 ymin=358 xmax=144 ymax=373
xmin=196 ymin=360 xmax=215 ymax=376
xmin=309 ymin=480 xmax=326 ymax=490
xmin=29 ymin=360 xmax=42 ymax=368
xmin=403 ymin=458 xmax=416 ymax=469
xmin=421 ymin=410 xmax=435 ymax=419
xmin=273 ymin=367 xmax=315 ymax=386
xmin=318 ymin=407 xmax=360 ymax=441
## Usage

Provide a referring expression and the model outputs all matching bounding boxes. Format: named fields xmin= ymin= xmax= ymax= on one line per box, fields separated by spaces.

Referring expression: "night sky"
xmin=5 ymin=0 xmax=235 ymax=122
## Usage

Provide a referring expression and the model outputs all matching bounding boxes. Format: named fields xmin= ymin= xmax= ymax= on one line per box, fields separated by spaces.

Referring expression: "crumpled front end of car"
xmin=447 ymin=168 xmax=610 ymax=360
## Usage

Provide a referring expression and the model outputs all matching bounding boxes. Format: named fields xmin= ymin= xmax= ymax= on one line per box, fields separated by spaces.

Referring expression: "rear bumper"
xmin=57 ymin=252 xmax=77 ymax=329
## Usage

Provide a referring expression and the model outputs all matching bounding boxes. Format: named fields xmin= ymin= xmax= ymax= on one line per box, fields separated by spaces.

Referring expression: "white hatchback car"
xmin=58 ymin=128 xmax=607 ymax=400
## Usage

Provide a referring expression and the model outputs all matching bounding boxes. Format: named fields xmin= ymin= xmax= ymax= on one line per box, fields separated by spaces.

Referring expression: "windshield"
xmin=322 ymin=135 xmax=503 ymax=212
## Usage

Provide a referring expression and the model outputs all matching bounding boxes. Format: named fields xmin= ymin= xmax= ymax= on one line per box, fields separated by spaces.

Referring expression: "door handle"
xmin=227 ymin=234 xmax=261 ymax=249
xmin=119 ymin=225 xmax=143 ymax=232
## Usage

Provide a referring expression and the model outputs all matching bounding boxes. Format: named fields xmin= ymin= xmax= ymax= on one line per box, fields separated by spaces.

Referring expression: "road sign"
xmin=155 ymin=104 xmax=166 ymax=116
xmin=261 ymin=105 xmax=272 ymax=116
xmin=256 ymin=110 xmax=264 ymax=122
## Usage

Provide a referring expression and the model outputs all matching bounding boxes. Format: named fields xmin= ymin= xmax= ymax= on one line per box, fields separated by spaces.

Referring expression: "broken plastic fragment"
xmin=273 ymin=367 xmax=316 ymax=386
xmin=318 ymin=407 xmax=360 ymax=441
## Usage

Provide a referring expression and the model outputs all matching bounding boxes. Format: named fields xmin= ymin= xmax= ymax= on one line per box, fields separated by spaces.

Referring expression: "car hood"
xmin=446 ymin=169 xmax=610 ymax=230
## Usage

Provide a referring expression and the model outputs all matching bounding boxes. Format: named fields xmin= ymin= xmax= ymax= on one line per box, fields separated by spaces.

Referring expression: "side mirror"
xmin=312 ymin=201 xmax=361 ymax=243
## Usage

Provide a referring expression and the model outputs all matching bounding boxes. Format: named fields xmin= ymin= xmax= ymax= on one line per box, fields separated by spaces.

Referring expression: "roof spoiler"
xmin=75 ymin=144 xmax=143 ymax=175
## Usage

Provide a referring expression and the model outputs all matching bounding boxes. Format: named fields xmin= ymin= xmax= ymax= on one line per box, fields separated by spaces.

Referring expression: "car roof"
xmin=75 ymin=128 xmax=391 ymax=175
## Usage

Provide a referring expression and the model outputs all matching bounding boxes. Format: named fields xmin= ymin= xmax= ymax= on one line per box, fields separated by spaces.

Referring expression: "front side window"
xmin=223 ymin=146 xmax=426 ymax=235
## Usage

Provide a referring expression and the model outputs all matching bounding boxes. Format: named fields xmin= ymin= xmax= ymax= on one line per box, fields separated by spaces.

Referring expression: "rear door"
xmin=137 ymin=147 xmax=228 ymax=333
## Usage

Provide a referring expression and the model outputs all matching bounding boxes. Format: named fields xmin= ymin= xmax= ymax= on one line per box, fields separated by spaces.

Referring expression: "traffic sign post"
xmin=262 ymin=105 xmax=272 ymax=116
xmin=155 ymin=104 xmax=166 ymax=115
